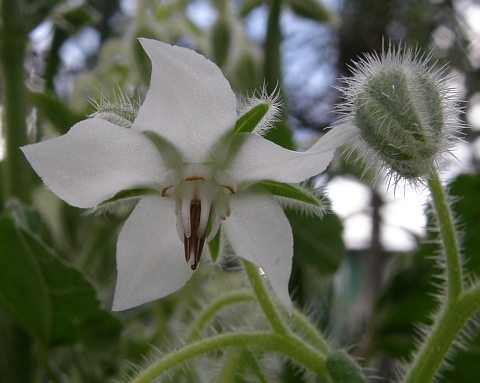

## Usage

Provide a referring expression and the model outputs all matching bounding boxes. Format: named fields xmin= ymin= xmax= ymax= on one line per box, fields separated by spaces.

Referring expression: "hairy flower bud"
xmin=337 ymin=44 xmax=462 ymax=184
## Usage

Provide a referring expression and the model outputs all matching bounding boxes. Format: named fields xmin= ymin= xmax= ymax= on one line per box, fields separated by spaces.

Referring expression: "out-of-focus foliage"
xmin=1 ymin=0 xmax=479 ymax=381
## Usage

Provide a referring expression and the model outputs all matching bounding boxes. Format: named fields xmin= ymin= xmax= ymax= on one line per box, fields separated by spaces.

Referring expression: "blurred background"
xmin=1 ymin=0 xmax=480 ymax=382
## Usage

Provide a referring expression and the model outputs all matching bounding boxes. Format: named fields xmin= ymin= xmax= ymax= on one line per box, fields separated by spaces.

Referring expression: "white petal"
xmin=227 ymin=126 xmax=360 ymax=188
xmin=306 ymin=125 xmax=360 ymax=153
xmin=132 ymin=39 xmax=237 ymax=163
xmin=112 ymin=195 xmax=193 ymax=311
xmin=21 ymin=119 xmax=166 ymax=208
xmin=221 ymin=187 xmax=294 ymax=314
xmin=226 ymin=133 xmax=333 ymax=187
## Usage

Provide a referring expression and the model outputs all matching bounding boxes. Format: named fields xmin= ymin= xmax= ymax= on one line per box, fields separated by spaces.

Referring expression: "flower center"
xmin=161 ymin=165 xmax=236 ymax=270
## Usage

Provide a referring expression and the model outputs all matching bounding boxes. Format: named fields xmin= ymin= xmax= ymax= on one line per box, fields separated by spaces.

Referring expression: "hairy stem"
xmin=129 ymin=331 xmax=327 ymax=383
xmin=427 ymin=167 xmax=463 ymax=301
xmin=186 ymin=289 xmax=254 ymax=342
xmin=402 ymin=167 xmax=467 ymax=383
xmin=291 ymin=309 xmax=331 ymax=355
xmin=242 ymin=260 xmax=290 ymax=336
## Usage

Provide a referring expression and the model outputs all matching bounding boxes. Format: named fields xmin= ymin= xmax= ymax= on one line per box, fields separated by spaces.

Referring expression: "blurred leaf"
xmin=263 ymin=120 xmax=295 ymax=150
xmin=371 ymin=242 xmax=440 ymax=358
xmin=0 ymin=215 xmax=121 ymax=347
xmin=0 ymin=161 xmax=3 ymax=208
xmin=4 ymin=199 xmax=42 ymax=233
xmin=286 ymin=208 xmax=345 ymax=276
xmin=52 ymin=2 xmax=98 ymax=33
xmin=449 ymin=173 xmax=480 ymax=279
xmin=0 ymin=216 xmax=51 ymax=341
xmin=29 ymin=91 xmax=84 ymax=134
xmin=239 ymin=0 xmax=263 ymax=18
xmin=287 ymin=0 xmax=335 ymax=23
xmin=441 ymin=330 xmax=480 ymax=383
xmin=211 ymin=16 xmax=231 ymax=68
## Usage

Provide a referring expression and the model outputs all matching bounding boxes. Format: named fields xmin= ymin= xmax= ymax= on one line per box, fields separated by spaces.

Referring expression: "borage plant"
xmin=22 ymin=39 xmax=362 ymax=382
xmin=21 ymin=37 xmax=480 ymax=383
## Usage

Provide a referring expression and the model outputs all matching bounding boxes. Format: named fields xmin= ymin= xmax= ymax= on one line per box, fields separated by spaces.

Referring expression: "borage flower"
xmin=22 ymin=39 xmax=358 ymax=312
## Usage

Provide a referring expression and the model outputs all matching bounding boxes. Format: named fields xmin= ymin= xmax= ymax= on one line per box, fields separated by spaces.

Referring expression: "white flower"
xmin=22 ymin=39 xmax=358 ymax=312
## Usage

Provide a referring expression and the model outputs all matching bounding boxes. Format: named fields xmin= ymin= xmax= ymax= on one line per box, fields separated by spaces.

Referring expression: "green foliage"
xmin=0 ymin=212 xmax=121 ymax=347
xmin=211 ymin=16 xmax=231 ymax=68
xmin=29 ymin=91 xmax=84 ymax=134
xmin=449 ymin=173 xmax=480 ymax=278
xmin=287 ymin=208 xmax=345 ymax=277
xmin=287 ymin=0 xmax=335 ymax=23
xmin=1 ymin=0 xmax=479 ymax=381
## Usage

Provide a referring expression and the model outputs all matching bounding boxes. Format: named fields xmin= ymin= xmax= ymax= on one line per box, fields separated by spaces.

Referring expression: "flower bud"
xmin=337 ymin=45 xmax=462 ymax=183
xmin=326 ymin=350 xmax=366 ymax=383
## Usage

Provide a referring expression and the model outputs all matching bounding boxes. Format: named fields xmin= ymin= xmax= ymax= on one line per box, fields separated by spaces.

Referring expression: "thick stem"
xmin=129 ymin=331 xmax=327 ymax=383
xmin=0 ymin=0 xmax=32 ymax=203
xmin=242 ymin=260 xmax=290 ymax=336
xmin=0 ymin=2 xmax=34 ymax=383
xmin=427 ymin=167 xmax=463 ymax=302
xmin=264 ymin=0 xmax=283 ymax=96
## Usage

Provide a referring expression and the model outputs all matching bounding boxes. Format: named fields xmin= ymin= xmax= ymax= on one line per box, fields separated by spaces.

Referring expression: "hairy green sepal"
xmin=234 ymin=103 xmax=270 ymax=134
xmin=97 ymin=189 xmax=151 ymax=207
xmin=259 ymin=181 xmax=325 ymax=216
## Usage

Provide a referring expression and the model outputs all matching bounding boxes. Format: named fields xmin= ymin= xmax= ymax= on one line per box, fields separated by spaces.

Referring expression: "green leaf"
xmin=449 ymin=173 xmax=480 ymax=279
xmin=285 ymin=209 xmax=345 ymax=276
xmin=4 ymin=199 xmax=42 ymax=233
xmin=29 ymin=91 xmax=84 ymax=134
xmin=288 ymin=0 xmax=335 ymax=23
xmin=211 ymin=16 xmax=231 ymax=68
xmin=0 ymin=216 xmax=51 ymax=341
xmin=0 ymin=215 xmax=122 ymax=346
xmin=234 ymin=103 xmax=270 ymax=134
xmin=53 ymin=2 xmax=98 ymax=33
xmin=259 ymin=181 xmax=326 ymax=217
xmin=371 ymin=242 xmax=440 ymax=358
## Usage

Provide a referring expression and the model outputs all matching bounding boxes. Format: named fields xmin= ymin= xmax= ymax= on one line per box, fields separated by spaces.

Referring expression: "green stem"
xmin=402 ymin=167 xmax=469 ymax=383
xmin=291 ymin=309 xmax=330 ymax=355
xmin=264 ymin=0 xmax=283 ymax=96
xmin=215 ymin=349 xmax=244 ymax=383
xmin=186 ymin=289 xmax=255 ymax=342
xmin=0 ymin=0 xmax=32 ymax=203
xmin=427 ymin=167 xmax=463 ymax=301
xmin=242 ymin=260 xmax=290 ymax=336
xmin=0 ymin=2 xmax=34 ymax=382
xmin=129 ymin=331 xmax=327 ymax=383
xmin=402 ymin=284 xmax=480 ymax=383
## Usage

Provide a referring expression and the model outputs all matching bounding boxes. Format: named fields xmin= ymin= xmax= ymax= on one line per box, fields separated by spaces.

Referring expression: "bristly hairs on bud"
xmin=89 ymin=87 xmax=139 ymax=128
xmin=334 ymin=42 xmax=465 ymax=187
xmin=238 ymin=83 xmax=282 ymax=136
